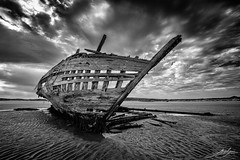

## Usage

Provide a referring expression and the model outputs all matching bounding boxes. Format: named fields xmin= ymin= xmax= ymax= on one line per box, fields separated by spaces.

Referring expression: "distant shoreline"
xmin=0 ymin=98 xmax=47 ymax=101
xmin=0 ymin=96 xmax=239 ymax=102
xmin=126 ymin=96 xmax=240 ymax=102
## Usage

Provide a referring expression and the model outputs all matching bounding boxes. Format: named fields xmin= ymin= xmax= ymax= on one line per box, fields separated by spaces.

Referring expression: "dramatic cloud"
xmin=31 ymin=12 xmax=58 ymax=38
xmin=0 ymin=0 xmax=28 ymax=19
xmin=0 ymin=25 xmax=64 ymax=64
xmin=0 ymin=0 xmax=239 ymax=98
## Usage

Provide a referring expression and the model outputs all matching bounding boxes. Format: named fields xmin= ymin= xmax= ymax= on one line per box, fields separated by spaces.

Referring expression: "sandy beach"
xmin=0 ymin=109 xmax=239 ymax=160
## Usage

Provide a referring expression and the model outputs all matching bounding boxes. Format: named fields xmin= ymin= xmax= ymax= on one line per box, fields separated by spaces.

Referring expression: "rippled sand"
xmin=0 ymin=110 xmax=239 ymax=160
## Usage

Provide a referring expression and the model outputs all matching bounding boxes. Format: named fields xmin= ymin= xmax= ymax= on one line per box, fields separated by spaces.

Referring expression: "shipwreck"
xmin=36 ymin=34 xmax=182 ymax=133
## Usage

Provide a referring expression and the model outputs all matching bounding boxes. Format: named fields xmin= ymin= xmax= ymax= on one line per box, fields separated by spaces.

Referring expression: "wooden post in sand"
xmin=103 ymin=35 xmax=182 ymax=120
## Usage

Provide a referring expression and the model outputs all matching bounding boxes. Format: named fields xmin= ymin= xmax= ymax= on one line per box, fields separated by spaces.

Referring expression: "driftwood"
xmin=148 ymin=122 xmax=162 ymax=127
xmin=152 ymin=118 xmax=177 ymax=124
xmin=124 ymin=107 xmax=215 ymax=116
xmin=110 ymin=123 xmax=143 ymax=130
xmin=109 ymin=114 xmax=126 ymax=119
xmin=151 ymin=118 xmax=177 ymax=127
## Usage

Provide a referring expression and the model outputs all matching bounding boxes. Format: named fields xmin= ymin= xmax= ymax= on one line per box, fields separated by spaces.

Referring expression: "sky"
xmin=0 ymin=0 xmax=239 ymax=99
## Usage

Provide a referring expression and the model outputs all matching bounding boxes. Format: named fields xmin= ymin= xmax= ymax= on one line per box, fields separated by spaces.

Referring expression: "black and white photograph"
xmin=0 ymin=0 xmax=240 ymax=159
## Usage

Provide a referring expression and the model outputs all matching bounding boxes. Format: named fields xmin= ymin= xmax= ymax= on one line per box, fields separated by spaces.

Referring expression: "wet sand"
xmin=0 ymin=110 xmax=239 ymax=160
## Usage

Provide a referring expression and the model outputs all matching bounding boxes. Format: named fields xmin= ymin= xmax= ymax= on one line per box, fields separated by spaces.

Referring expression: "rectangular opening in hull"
xmin=101 ymin=70 xmax=107 ymax=73
xmin=98 ymin=81 xmax=103 ymax=89
xmin=125 ymin=71 xmax=138 ymax=74
xmin=108 ymin=81 xmax=117 ymax=88
xmin=111 ymin=70 xmax=120 ymax=73
xmin=88 ymin=82 xmax=92 ymax=90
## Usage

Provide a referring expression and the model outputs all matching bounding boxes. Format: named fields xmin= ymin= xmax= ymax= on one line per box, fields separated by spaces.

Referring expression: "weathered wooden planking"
xmin=38 ymin=52 xmax=147 ymax=85
xmin=67 ymin=53 xmax=149 ymax=63
xmin=64 ymin=57 xmax=148 ymax=71
xmin=47 ymin=88 xmax=125 ymax=111
xmin=38 ymin=60 xmax=65 ymax=83
xmin=39 ymin=59 xmax=142 ymax=85
xmin=45 ymin=98 xmax=122 ymax=112
xmin=61 ymin=88 xmax=124 ymax=97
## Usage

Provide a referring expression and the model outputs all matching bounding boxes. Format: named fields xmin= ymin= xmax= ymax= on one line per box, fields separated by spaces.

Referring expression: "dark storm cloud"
xmin=0 ymin=1 xmax=60 ymax=38
xmin=40 ymin=0 xmax=47 ymax=5
xmin=21 ymin=21 xmax=38 ymax=34
xmin=220 ymin=60 xmax=240 ymax=68
xmin=209 ymin=50 xmax=240 ymax=68
xmin=205 ymin=69 xmax=240 ymax=89
xmin=47 ymin=0 xmax=240 ymax=93
xmin=202 ymin=12 xmax=240 ymax=57
xmin=40 ymin=0 xmax=165 ymax=47
xmin=0 ymin=0 xmax=28 ymax=19
xmin=0 ymin=25 xmax=63 ymax=64
xmin=42 ymin=0 xmax=240 ymax=56
xmin=52 ymin=0 xmax=91 ymax=18
xmin=43 ymin=0 xmax=95 ymax=41
xmin=35 ymin=0 xmax=240 ymax=48
xmin=175 ymin=69 xmax=240 ymax=92
xmin=106 ymin=0 xmax=240 ymax=37
xmin=32 ymin=12 xmax=58 ymax=38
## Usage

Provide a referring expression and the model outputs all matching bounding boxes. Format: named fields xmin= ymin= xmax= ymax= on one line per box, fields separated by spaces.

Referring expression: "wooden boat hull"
xmin=36 ymin=35 xmax=182 ymax=132
xmin=37 ymin=53 xmax=149 ymax=114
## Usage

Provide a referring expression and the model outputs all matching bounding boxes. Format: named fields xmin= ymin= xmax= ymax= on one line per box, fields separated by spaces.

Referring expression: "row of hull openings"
xmin=62 ymin=76 xmax=131 ymax=81
xmin=53 ymin=80 xmax=131 ymax=92
xmin=53 ymin=70 xmax=138 ymax=76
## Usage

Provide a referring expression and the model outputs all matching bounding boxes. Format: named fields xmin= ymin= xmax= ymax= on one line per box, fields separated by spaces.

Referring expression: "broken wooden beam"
xmin=97 ymin=34 xmax=107 ymax=52
xmin=109 ymin=114 xmax=126 ymax=120
xmin=84 ymin=48 xmax=104 ymax=54
xmin=110 ymin=123 xmax=143 ymax=130
xmin=151 ymin=118 xmax=177 ymax=124
xmin=148 ymin=122 xmax=162 ymax=127
xmin=125 ymin=107 xmax=215 ymax=116
xmin=103 ymin=35 xmax=182 ymax=120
